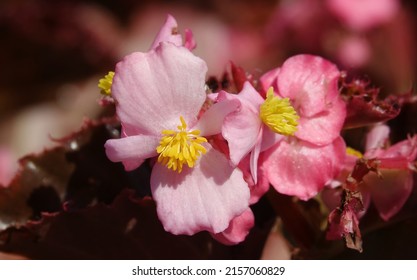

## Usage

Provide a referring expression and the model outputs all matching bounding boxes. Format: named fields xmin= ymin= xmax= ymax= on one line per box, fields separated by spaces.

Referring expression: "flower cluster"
xmin=102 ymin=15 xmax=416 ymax=247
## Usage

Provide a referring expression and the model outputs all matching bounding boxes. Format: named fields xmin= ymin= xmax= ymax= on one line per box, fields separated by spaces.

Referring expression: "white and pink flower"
xmin=104 ymin=17 xmax=250 ymax=237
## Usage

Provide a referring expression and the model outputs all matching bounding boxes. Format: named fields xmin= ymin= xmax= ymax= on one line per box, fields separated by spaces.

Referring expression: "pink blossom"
xmin=218 ymin=55 xmax=346 ymax=200
xmin=363 ymin=124 xmax=417 ymax=220
xmin=264 ymin=55 xmax=347 ymax=200
xmin=325 ymin=124 xmax=417 ymax=221
xmin=268 ymin=55 xmax=346 ymax=146
xmin=105 ymin=42 xmax=249 ymax=236
xmin=326 ymin=0 xmax=400 ymax=31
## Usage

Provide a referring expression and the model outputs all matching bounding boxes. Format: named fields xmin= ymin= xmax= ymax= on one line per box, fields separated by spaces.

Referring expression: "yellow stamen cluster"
xmin=98 ymin=71 xmax=115 ymax=96
xmin=156 ymin=116 xmax=207 ymax=173
xmin=260 ymin=87 xmax=299 ymax=136
xmin=346 ymin=147 xmax=363 ymax=158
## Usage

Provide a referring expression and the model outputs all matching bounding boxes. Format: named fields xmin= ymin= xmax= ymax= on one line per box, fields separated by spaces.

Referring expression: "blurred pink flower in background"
xmin=326 ymin=0 xmax=400 ymax=31
xmin=336 ymin=36 xmax=371 ymax=68
xmin=265 ymin=0 xmax=329 ymax=53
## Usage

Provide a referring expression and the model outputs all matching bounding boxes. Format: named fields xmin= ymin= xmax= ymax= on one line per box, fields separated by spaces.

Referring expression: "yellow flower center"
xmin=156 ymin=116 xmax=207 ymax=173
xmin=259 ymin=87 xmax=299 ymax=136
xmin=98 ymin=71 xmax=115 ymax=96
xmin=346 ymin=147 xmax=363 ymax=158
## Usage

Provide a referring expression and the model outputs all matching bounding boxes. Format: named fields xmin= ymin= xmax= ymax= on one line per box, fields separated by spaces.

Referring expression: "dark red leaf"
xmin=0 ymin=190 xmax=272 ymax=259
xmin=341 ymin=75 xmax=401 ymax=128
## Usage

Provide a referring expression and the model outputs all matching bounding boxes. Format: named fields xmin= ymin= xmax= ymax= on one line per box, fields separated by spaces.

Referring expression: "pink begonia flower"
xmin=264 ymin=55 xmax=347 ymax=200
xmin=326 ymin=0 xmax=400 ymax=31
xmin=362 ymin=124 xmax=417 ymax=220
xmin=104 ymin=41 xmax=250 ymax=236
xmin=218 ymin=54 xmax=346 ymax=200
xmin=268 ymin=55 xmax=346 ymax=146
xmin=107 ymin=14 xmax=197 ymax=170
xmin=325 ymin=124 xmax=417 ymax=221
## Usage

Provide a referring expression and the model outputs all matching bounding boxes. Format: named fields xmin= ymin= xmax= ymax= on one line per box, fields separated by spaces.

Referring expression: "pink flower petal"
xmin=378 ymin=157 xmax=412 ymax=170
xmin=239 ymin=153 xmax=271 ymax=204
xmin=112 ymin=43 xmax=207 ymax=135
xmin=365 ymin=124 xmax=390 ymax=155
xmin=151 ymin=146 xmax=250 ymax=235
xmin=193 ymin=98 xmax=240 ymax=136
xmin=211 ymin=208 xmax=254 ymax=245
xmin=264 ymin=137 xmax=346 ymax=200
xmin=184 ymin=29 xmax=196 ymax=50
xmin=104 ymin=135 xmax=159 ymax=170
xmin=149 ymin=14 xmax=183 ymax=50
xmin=237 ymin=82 xmax=265 ymax=108
xmin=364 ymin=169 xmax=413 ymax=221
xmin=260 ymin=125 xmax=285 ymax=152
xmin=219 ymin=83 xmax=265 ymax=165
xmin=222 ymin=106 xmax=262 ymax=165
xmin=259 ymin=67 xmax=280 ymax=93
xmin=295 ymin=96 xmax=346 ymax=145
xmin=379 ymin=135 xmax=417 ymax=161
xmin=249 ymin=135 xmax=262 ymax=184
xmin=121 ymin=159 xmax=145 ymax=172
xmin=277 ymin=54 xmax=340 ymax=118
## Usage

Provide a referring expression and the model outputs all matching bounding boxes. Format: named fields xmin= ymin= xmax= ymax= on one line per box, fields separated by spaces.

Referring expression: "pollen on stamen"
xmin=260 ymin=87 xmax=300 ymax=136
xmin=98 ymin=71 xmax=115 ymax=96
xmin=346 ymin=147 xmax=363 ymax=158
xmin=156 ymin=116 xmax=207 ymax=173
